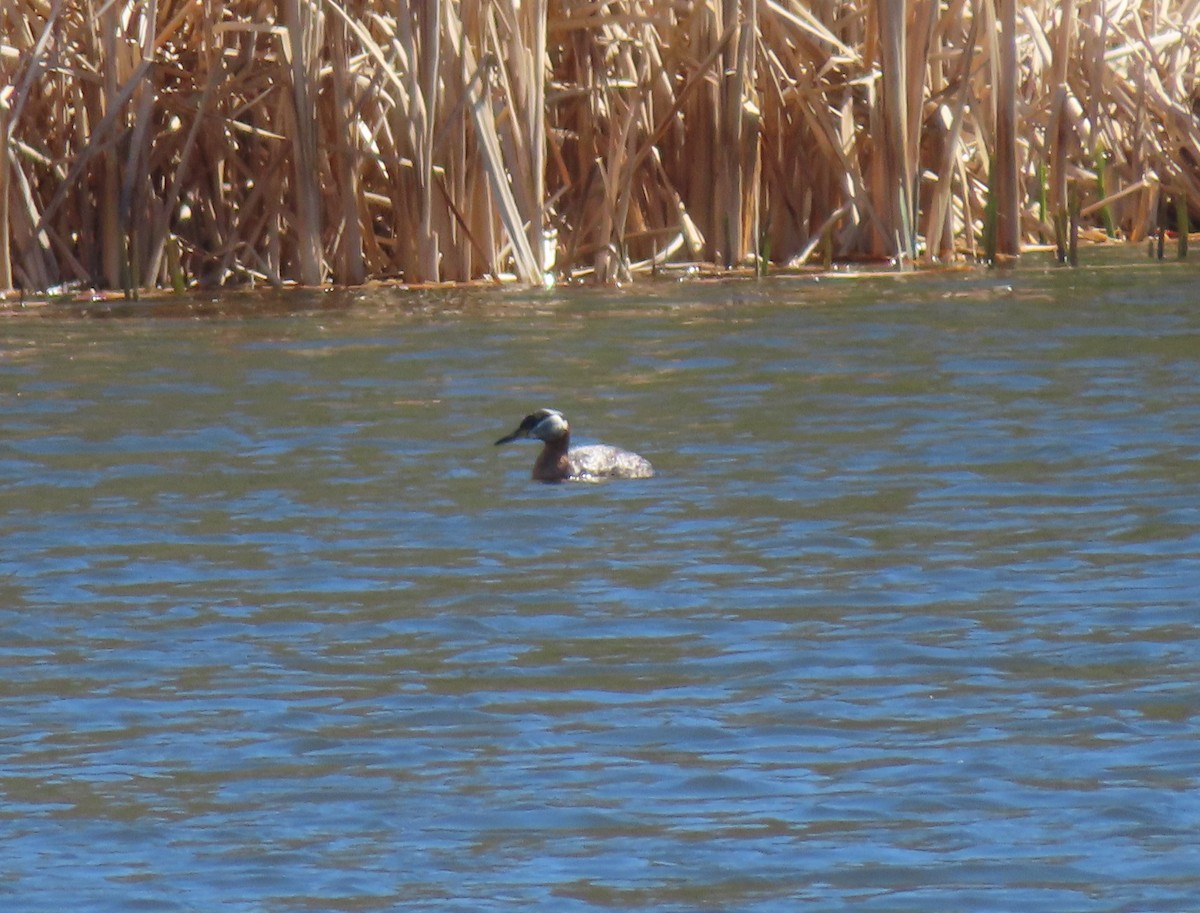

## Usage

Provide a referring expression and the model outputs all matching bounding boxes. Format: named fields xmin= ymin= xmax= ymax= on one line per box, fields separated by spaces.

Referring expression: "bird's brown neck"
xmin=532 ymin=434 xmax=571 ymax=482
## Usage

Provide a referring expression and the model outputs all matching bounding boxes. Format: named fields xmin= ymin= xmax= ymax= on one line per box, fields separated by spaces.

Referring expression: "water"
xmin=3 ymin=252 xmax=1199 ymax=912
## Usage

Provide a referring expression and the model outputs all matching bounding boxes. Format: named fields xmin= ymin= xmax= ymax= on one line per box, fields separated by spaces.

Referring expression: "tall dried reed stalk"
xmin=4 ymin=0 xmax=1199 ymax=292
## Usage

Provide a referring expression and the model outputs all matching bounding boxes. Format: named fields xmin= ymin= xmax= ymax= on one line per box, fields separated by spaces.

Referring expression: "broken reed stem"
xmin=983 ymin=155 xmax=998 ymax=263
xmin=282 ymin=0 xmax=324 ymax=286
xmin=993 ymin=0 xmax=1020 ymax=258
xmin=1176 ymin=195 xmax=1189 ymax=260
xmin=1069 ymin=182 xmax=1080 ymax=266
xmin=4 ymin=0 xmax=1200 ymax=293
xmin=875 ymin=0 xmax=914 ymax=262
xmin=0 ymin=87 xmax=11 ymax=292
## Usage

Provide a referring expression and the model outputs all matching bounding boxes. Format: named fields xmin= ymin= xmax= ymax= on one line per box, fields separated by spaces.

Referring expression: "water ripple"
xmin=3 ymin=259 xmax=1200 ymax=912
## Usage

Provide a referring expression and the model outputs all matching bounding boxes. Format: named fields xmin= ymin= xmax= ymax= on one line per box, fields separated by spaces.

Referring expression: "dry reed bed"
xmin=2 ymin=0 xmax=1198 ymax=292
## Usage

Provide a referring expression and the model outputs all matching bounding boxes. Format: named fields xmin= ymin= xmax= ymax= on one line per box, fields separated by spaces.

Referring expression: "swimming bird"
xmin=495 ymin=408 xmax=655 ymax=483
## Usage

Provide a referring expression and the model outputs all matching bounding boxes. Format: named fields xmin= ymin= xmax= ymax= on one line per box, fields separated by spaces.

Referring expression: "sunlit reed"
xmin=2 ymin=0 xmax=1197 ymax=292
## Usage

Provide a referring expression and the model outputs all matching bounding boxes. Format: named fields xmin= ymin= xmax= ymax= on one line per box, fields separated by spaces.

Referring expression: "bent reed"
xmin=2 ymin=0 xmax=1197 ymax=293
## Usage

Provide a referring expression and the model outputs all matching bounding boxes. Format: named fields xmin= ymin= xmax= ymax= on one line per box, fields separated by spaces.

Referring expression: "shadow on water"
xmin=2 ymin=247 xmax=1200 ymax=913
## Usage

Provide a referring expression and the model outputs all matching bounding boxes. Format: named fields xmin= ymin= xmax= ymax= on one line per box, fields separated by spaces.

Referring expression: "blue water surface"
xmin=2 ymin=255 xmax=1199 ymax=912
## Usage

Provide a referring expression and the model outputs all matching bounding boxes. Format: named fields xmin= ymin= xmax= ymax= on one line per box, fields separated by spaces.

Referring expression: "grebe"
xmin=495 ymin=408 xmax=655 ymax=483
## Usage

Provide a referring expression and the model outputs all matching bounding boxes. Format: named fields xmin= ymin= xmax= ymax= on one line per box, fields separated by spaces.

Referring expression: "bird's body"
xmin=495 ymin=409 xmax=654 ymax=483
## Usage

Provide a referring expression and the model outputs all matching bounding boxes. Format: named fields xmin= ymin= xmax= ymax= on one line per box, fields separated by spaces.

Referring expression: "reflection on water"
xmin=3 ymin=252 xmax=1199 ymax=912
